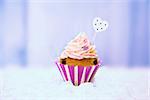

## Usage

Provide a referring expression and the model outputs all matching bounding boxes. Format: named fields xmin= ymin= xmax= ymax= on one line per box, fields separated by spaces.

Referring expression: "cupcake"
xmin=56 ymin=33 xmax=101 ymax=86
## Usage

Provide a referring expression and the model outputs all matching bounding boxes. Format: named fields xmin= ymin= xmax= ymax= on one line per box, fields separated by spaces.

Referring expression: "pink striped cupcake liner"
xmin=55 ymin=61 xmax=100 ymax=86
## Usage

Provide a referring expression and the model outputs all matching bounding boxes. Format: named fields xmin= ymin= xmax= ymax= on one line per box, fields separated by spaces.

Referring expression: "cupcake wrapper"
xmin=55 ymin=62 xmax=100 ymax=86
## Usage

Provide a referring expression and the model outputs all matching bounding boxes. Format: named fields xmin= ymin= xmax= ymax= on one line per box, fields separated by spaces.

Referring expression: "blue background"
xmin=0 ymin=0 xmax=149 ymax=67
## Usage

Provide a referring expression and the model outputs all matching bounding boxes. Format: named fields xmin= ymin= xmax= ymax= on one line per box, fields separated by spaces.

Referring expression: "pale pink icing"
xmin=60 ymin=33 xmax=98 ymax=59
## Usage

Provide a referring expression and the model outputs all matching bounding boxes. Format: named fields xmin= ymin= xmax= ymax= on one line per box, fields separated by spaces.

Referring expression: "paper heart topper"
xmin=93 ymin=17 xmax=109 ymax=32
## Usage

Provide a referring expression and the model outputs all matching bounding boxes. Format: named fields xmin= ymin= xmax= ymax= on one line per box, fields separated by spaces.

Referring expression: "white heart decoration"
xmin=93 ymin=17 xmax=109 ymax=32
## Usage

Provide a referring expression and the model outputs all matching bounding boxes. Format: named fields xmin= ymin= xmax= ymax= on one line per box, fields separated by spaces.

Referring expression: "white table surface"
xmin=0 ymin=66 xmax=149 ymax=100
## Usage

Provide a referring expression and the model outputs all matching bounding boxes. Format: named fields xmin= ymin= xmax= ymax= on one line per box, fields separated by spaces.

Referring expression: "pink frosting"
xmin=60 ymin=33 xmax=98 ymax=59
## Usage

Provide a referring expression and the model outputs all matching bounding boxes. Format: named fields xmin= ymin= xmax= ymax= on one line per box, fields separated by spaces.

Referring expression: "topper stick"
xmin=92 ymin=32 xmax=97 ymax=44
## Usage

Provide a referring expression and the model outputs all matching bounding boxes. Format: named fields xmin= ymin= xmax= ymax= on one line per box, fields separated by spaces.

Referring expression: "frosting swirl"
xmin=60 ymin=33 xmax=98 ymax=59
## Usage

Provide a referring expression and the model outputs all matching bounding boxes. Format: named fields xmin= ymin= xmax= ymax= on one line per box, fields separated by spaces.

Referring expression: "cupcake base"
xmin=60 ymin=58 xmax=98 ymax=66
xmin=55 ymin=61 xmax=100 ymax=86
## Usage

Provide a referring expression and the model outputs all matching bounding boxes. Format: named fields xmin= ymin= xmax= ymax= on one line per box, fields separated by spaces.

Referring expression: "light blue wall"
xmin=129 ymin=0 xmax=149 ymax=66
xmin=0 ymin=0 xmax=149 ymax=67
xmin=0 ymin=0 xmax=4 ymax=65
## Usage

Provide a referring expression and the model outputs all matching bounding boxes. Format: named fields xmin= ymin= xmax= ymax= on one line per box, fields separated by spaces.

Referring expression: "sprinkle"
xmin=82 ymin=46 xmax=88 ymax=50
